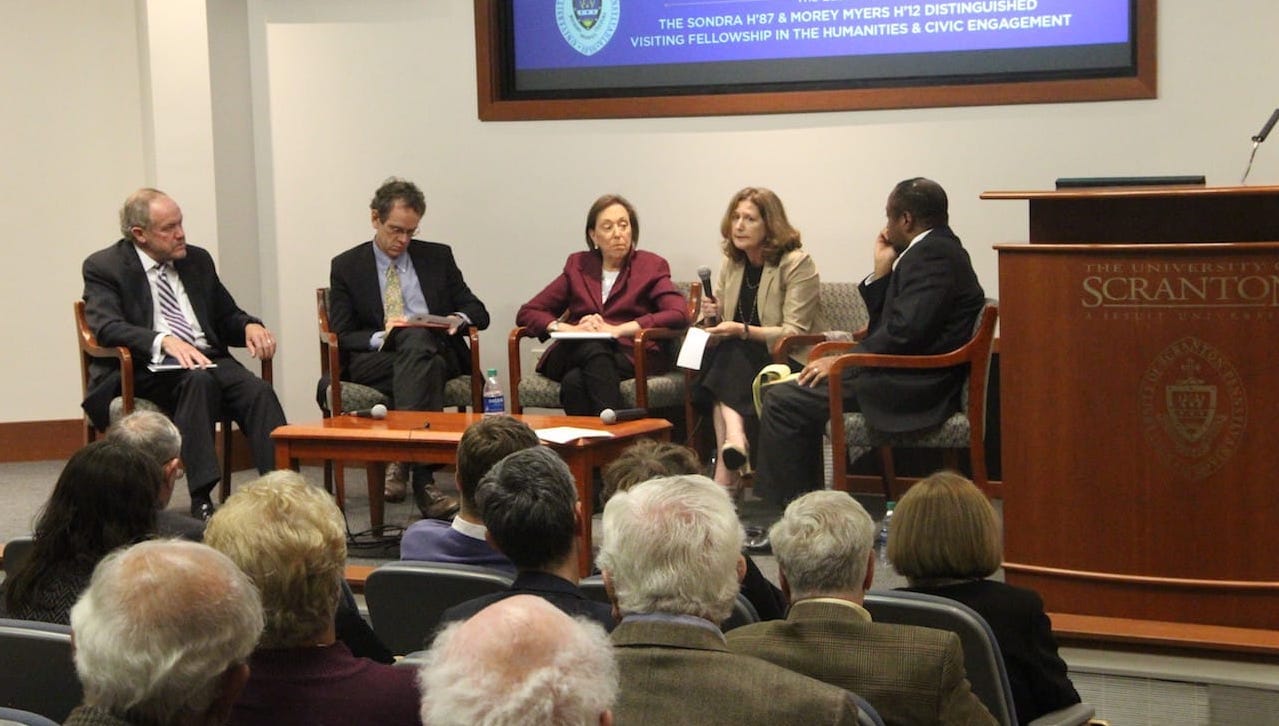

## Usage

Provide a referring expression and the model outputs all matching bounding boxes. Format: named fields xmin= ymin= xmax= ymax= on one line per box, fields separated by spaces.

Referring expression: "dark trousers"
xmin=347 ymin=327 xmax=457 ymax=411
xmin=134 ymin=355 xmax=286 ymax=497
xmin=540 ymin=339 xmax=634 ymax=416
xmin=754 ymin=371 xmax=860 ymax=505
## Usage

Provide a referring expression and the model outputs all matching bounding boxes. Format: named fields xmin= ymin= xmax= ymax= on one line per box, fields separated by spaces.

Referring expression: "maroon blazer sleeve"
xmin=516 ymin=250 xmax=688 ymax=339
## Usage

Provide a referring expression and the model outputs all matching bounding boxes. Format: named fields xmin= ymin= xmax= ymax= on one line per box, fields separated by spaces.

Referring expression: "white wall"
xmin=0 ymin=1 xmax=149 ymax=422
xmin=3 ymin=1 xmax=1277 ymax=425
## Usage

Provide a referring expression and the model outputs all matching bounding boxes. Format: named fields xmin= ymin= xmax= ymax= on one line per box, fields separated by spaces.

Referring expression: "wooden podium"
xmin=985 ymin=186 xmax=1279 ymax=651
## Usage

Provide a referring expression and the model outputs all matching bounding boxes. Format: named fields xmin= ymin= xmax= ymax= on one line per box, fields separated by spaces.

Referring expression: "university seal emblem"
xmin=1139 ymin=336 xmax=1246 ymax=481
xmin=556 ymin=0 xmax=620 ymax=56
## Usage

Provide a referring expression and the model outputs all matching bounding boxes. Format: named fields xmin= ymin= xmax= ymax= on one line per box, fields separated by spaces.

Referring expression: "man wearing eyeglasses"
xmin=327 ymin=178 xmax=489 ymax=519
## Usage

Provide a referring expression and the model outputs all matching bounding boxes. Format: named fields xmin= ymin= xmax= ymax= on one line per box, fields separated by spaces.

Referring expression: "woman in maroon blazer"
xmin=516 ymin=194 xmax=688 ymax=416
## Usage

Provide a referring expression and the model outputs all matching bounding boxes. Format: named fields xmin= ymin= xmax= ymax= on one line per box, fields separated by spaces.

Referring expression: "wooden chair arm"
xmin=772 ymin=333 xmax=828 ymax=362
xmin=810 ymin=340 xmax=858 ymax=359
xmin=464 ymin=327 xmax=482 ymax=410
xmin=507 ymin=326 xmax=531 ymax=413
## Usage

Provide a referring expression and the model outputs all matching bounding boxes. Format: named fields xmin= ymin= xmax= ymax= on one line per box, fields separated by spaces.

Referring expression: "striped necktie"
xmin=384 ymin=262 xmax=405 ymax=321
xmin=155 ymin=263 xmax=197 ymax=344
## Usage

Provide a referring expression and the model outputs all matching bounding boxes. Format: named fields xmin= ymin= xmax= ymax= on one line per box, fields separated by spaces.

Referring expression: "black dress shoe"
xmin=190 ymin=497 xmax=216 ymax=521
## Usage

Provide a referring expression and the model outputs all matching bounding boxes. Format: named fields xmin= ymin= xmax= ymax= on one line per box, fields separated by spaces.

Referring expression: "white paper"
xmin=536 ymin=426 xmax=615 ymax=444
xmin=147 ymin=362 xmax=218 ymax=372
xmin=549 ymin=331 xmax=614 ymax=340
xmin=677 ymin=327 xmax=710 ymax=370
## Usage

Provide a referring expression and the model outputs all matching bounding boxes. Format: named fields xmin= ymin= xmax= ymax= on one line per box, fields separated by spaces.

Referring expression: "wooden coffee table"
xmin=272 ymin=411 xmax=672 ymax=575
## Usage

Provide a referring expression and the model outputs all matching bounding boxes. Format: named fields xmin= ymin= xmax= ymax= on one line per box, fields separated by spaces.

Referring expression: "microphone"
xmin=1252 ymin=108 xmax=1279 ymax=143
xmin=697 ymin=266 xmax=719 ymax=325
xmin=346 ymin=403 xmax=388 ymax=419
xmin=600 ymin=407 xmax=647 ymax=425
xmin=1243 ymin=107 xmax=1279 ymax=184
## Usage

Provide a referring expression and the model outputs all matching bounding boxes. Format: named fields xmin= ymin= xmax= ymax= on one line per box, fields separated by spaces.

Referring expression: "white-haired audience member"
xmin=204 ymin=471 xmax=420 ymax=726
xmin=105 ymin=410 xmax=204 ymax=540
xmin=420 ymin=594 xmax=617 ymax=725
xmin=727 ymin=490 xmax=995 ymax=725
xmin=65 ymin=539 xmax=263 ymax=726
xmin=597 ymin=475 xmax=862 ymax=724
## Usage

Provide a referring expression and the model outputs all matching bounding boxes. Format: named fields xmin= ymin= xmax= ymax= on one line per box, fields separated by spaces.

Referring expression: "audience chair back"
xmin=363 ymin=561 xmax=513 ymax=656
xmin=2 ymin=537 xmax=34 ymax=579
xmin=577 ymin=575 xmax=759 ymax=632
xmin=506 ymin=282 xmax=699 ymax=424
xmin=0 ymin=619 xmax=81 ymax=723
xmin=73 ymin=300 xmax=272 ymax=502
xmin=820 ymin=299 xmax=998 ymax=500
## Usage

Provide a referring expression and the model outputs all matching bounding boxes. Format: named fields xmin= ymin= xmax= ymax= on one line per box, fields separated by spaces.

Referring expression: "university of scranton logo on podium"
xmin=1139 ymin=337 xmax=1246 ymax=481
xmin=556 ymin=0 xmax=620 ymax=56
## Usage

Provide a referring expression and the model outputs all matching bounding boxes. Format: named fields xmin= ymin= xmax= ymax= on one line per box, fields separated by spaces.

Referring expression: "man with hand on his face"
xmin=327 ymin=178 xmax=489 ymax=518
xmin=754 ymin=178 xmax=986 ymax=505
xmin=82 ymin=188 xmax=286 ymax=521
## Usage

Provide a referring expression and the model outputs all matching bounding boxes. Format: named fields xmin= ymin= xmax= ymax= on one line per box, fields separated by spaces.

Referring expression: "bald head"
xmin=420 ymin=595 xmax=617 ymax=725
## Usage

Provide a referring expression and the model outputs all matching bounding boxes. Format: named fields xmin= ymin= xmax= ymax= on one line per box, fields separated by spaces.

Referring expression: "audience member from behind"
xmin=600 ymin=438 xmax=786 ymax=620
xmin=891 ymin=471 xmax=1080 ymax=724
xmin=438 ymin=446 xmax=613 ymax=631
xmin=728 ymin=490 xmax=995 ymax=726
xmin=0 ymin=440 xmax=159 ymax=624
xmin=598 ymin=475 xmax=862 ymax=724
xmin=204 ymin=471 xmax=421 ymax=726
xmin=106 ymin=410 xmax=204 ymax=540
xmin=64 ymin=540 xmax=263 ymax=726
xmin=400 ymin=415 xmax=539 ymax=574
xmin=421 ymin=595 xmax=617 ymax=726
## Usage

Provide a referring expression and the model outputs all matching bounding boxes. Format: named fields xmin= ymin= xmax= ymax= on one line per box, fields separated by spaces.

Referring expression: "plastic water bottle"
xmin=876 ymin=500 xmax=895 ymax=547
xmin=481 ymin=368 xmax=505 ymax=416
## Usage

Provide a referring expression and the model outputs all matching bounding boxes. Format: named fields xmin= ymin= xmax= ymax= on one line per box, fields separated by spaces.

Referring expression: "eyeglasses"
xmin=384 ymin=223 xmax=418 ymax=238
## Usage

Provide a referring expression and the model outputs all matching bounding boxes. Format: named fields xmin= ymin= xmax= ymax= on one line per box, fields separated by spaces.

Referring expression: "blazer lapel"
xmin=119 ymin=241 xmax=153 ymax=326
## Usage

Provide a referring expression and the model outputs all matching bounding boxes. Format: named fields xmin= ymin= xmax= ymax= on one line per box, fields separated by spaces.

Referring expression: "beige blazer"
xmin=714 ymin=248 xmax=824 ymax=363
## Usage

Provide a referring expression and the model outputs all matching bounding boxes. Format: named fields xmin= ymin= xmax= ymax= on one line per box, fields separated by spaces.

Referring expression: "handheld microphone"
xmin=697 ymin=266 xmax=719 ymax=325
xmin=346 ymin=403 xmax=388 ymax=419
xmin=600 ymin=407 xmax=647 ymax=425
xmin=1252 ymin=108 xmax=1279 ymax=143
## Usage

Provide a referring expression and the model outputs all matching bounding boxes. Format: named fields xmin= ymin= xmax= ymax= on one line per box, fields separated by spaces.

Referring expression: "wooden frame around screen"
xmin=474 ymin=0 xmax=1156 ymax=121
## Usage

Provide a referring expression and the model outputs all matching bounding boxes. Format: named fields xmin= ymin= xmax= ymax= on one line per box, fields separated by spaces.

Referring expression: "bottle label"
xmin=483 ymin=393 xmax=505 ymax=415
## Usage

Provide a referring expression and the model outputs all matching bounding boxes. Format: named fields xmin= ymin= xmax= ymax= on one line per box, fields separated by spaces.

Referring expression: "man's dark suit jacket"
xmin=728 ymin=599 xmax=996 ymax=726
xmin=437 ymin=571 xmax=614 ymax=634
xmin=516 ymin=249 xmax=688 ymax=372
xmin=81 ymin=239 xmax=260 ymax=429
xmin=851 ymin=225 xmax=986 ymax=433
xmin=611 ymin=617 xmax=862 ymax=724
xmin=328 ymin=239 xmax=489 ymax=373
xmin=903 ymin=580 xmax=1080 ymax=725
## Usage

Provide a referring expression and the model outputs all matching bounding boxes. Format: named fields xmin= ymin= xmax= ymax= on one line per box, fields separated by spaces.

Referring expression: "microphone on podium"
xmin=697 ymin=266 xmax=719 ymax=325
xmin=1241 ymin=107 xmax=1279 ymax=184
xmin=600 ymin=407 xmax=647 ymax=425
xmin=346 ymin=403 xmax=388 ymax=419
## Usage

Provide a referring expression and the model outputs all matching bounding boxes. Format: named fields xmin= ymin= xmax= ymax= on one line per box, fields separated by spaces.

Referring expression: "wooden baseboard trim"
xmin=1049 ymin=611 xmax=1279 ymax=659
xmin=0 ymin=418 xmax=256 ymax=470
xmin=843 ymin=474 xmax=1004 ymax=499
xmin=0 ymin=419 xmax=84 ymax=461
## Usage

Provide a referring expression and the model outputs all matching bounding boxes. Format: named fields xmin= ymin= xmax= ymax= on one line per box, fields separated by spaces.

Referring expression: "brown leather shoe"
xmin=414 ymin=484 xmax=460 ymax=520
xmin=384 ymin=462 xmax=408 ymax=503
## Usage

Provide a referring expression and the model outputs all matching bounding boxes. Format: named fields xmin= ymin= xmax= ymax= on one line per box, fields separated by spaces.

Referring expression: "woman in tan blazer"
xmin=695 ymin=187 xmax=823 ymax=494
